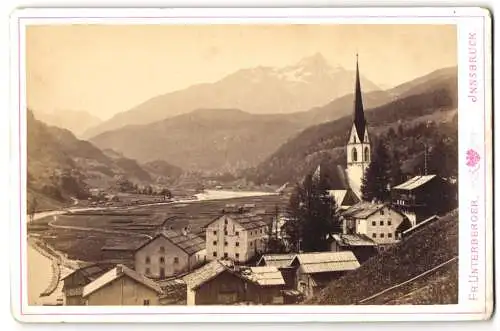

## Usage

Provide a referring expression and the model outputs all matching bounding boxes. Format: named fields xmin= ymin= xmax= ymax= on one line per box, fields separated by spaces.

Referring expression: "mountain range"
xmin=89 ymin=66 xmax=457 ymax=173
xmin=83 ymin=53 xmax=381 ymax=138
xmin=27 ymin=111 xmax=182 ymax=209
xmin=33 ymin=109 xmax=103 ymax=138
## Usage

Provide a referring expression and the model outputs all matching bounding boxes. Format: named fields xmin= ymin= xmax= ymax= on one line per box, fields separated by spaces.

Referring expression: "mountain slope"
xmin=90 ymin=108 xmax=307 ymax=173
xmin=83 ymin=53 xmax=381 ymax=138
xmin=306 ymin=209 xmax=458 ymax=305
xmin=27 ymin=111 xmax=175 ymax=209
xmin=33 ymin=109 xmax=102 ymax=138
xmin=248 ymin=67 xmax=457 ymax=184
xmin=88 ymin=67 xmax=456 ymax=174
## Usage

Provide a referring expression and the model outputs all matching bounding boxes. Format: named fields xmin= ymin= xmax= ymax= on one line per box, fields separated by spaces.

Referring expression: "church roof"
xmin=353 ymin=55 xmax=367 ymax=142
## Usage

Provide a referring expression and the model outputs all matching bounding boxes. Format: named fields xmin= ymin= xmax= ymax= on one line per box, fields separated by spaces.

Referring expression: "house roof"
xmin=331 ymin=234 xmax=377 ymax=247
xmin=61 ymin=263 xmax=115 ymax=282
xmin=244 ymin=266 xmax=285 ymax=286
xmin=292 ymin=251 xmax=360 ymax=274
xmin=257 ymin=254 xmax=296 ymax=268
xmin=182 ymin=260 xmax=232 ymax=290
xmin=206 ymin=213 xmax=270 ymax=231
xmin=135 ymin=229 xmax=205 ymax=256
xmin=393 ymin=175 xmax=437 ymax=191
xmin=82 ymin=264 xmax=162 ymax=298
xmin=342 ymin=201 xmax=387 ymax=219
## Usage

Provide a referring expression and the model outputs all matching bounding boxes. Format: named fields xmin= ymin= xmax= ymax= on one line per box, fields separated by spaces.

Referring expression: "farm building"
xmin=329 ymin=234 xmax=378 ymax=264
xmin=290 ymin=251 xmax=360 ymax=299
xmin=62 ymin=263 xmax=115 ymax=305
xmin=392 ymin=174 xmax=453 ymax=226
xmin=341 ymin=202 xmax=410 ymax=245
xmin=134 ymin=229 xmax=206 ymax=279
xmin=82 ymin=264 xmax=163 ymax=306
xmin=205 ymin=212 xmax=270 ymax=263
xmin=240 ymin=266 xmax=286 ymax=304
xmin=182 ymin=260 xmax=247 ymax=305
xmin=256 ymin=254 xmax=297 ymax=289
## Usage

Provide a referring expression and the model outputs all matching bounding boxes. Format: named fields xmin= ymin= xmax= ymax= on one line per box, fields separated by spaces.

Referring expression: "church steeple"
xmin=345 ymin=54 xmax=371 ymax=200
xmin=353 ymin=53 xmax=367 ymax=142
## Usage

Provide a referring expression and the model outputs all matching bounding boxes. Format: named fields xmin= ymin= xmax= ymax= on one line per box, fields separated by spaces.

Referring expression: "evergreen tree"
xmin=361 ymin=141 xmax=392 ymax=202
xmin=284 ymin=172 xmax=341 ymax=253
xmin=390 ymin=150 xmax=405 ymax=187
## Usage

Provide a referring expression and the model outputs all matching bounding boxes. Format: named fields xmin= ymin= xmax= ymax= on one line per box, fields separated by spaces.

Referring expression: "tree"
xmin=160 ymin=188 xmax=173 ymax=201
xmin=361 ymin=141 xmax=392 ymax=202
xmin=284 ymin=172 xmax=341 ymax=253
xmin=28 ymin=197 xmax=38 ymax=223
xmin=390 ymin=150 xmax=405 ymax=187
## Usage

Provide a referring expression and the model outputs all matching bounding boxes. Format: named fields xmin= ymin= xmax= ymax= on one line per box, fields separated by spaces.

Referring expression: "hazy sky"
xmin=27 ymin=24 xmax=457 ymax=120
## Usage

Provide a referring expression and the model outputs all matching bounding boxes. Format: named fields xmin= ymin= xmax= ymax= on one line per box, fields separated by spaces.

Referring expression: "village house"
xmin=205 ymin=212 xmax=269 ymax=264
xmin=134 ymin=229 xmax=206 ymax=279
xmin=329 ymin=233 xmax=378 ymax=264
xmin=81 ymin=264 xmax=163 ymax=306
xmin=62 ymin=263 xmax=115 ymax=305
xmin=256 ymin=254 xmax=297 ymax=289
xmin=341 ymin=202 xmax=411 ymax=246
xmin=291 ymin=251 xmax=360 ymax=299
xmin=183 ymin=260 xmax=247 ymax=305
xmin=240 ymin=266 xmax=286 ymax=304
xmin=391 ymin=174 xmax=451 ymax=226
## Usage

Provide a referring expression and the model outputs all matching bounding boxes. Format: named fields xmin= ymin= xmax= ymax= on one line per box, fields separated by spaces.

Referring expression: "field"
xmin=29 ymin=192 xmax=290 ymax=263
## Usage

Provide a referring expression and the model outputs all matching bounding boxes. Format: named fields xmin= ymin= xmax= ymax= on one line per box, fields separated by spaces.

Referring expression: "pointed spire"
xmin=353 ymin=54 xmax=367 ymax=141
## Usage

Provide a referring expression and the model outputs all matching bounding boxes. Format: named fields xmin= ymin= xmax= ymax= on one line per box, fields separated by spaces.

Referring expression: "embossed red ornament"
xmin=466 ymin=149 xmax=480 ymax=168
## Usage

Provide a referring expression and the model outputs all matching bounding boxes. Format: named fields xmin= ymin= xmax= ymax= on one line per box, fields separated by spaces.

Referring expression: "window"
xmin=380 ymin=221 xmax=384 ymax=226
xmin=213 ymin=241 xmax=217 ymax=245
xmin=235 ymin=231 xmax=239 ymax=236
xmin=213 ymin=231 xmax=217 ymax=235
xmin=235 ymin=253 xmax=240 ymax=260
xmin=159 ymin=246 xmax=165 ymax=254
xmin=388 ymin=233 xmax=393 ymax=238
xmin=224 ymin=219 xmax=228 ymax=225
xmin=260 ymin=229 xmax=263 ymax=234
xmin=224 ymin=231 xmax=228 ymax=236
xmin=372 ymin=233 xmax=376 ymax=238
xmin=364 ymin=147 xmax=370 ymax=162
xmin=388 ymin=221 xmax=392 ymax=226
xmin=224 ymin=252 xmax=228 ymax=258
xmin=143 ymin=299 xmax=150 ymax=306
xmin=224 ymin=241 xmax=228 ymax=246
xmin=173 ymin=257 xmax=179 ymax=264
xmin=372 ymin=221 xmax=376 ymax=226
xmin=352 ymin=147 xmax=358 ymax=162
xmin=145 ymin=256 xmax=150 ymax=264
xmin=380 ymin=210 xmax=385 ymax=215
xmin=145 ymin=267 xmax=151 ymax=275
xmin=250 ymin=241 xmax=253 ymax=246
xmin=159 ymin=267 xmax=165 ymax=278
xmin=213 ymin=252 xmax=217 ymax=257
xmin=236 ymin=242 xmax=240 ymax=247
xmin=380 ymin=233 xmax=385 ymax=238
xmin=353 ymin=135 xmax=356 ymax=143
xmin=159 ymin=257 xmax=165 ymax=264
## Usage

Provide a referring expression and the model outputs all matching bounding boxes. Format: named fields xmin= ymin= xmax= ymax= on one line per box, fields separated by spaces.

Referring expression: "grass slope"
xmin=306 ymin=209 xmax=458 ymax=305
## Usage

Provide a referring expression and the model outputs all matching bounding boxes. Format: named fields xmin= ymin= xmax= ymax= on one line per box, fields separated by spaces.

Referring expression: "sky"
xmin=26 ymin=24 xmax=457 ymax=120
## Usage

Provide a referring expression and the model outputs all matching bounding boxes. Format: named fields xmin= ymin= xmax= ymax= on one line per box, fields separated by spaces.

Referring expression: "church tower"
xmin=346 ymin=55 xmax=371 ymax=198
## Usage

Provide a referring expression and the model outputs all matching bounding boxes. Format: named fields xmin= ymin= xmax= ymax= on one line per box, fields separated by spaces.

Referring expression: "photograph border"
xmin=10 ymin=7 xmax=493 ymax=323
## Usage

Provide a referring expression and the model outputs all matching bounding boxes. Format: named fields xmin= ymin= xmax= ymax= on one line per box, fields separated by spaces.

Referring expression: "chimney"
xmin=181 ymin=227 xmax=187 ymax=236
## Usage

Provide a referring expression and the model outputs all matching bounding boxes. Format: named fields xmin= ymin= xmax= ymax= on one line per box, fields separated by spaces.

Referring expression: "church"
xmin=313 ymin=55 xmax=371 ymax=209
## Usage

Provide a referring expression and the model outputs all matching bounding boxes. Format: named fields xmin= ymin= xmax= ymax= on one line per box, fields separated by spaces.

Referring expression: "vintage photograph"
xmin=26 ymin=24 xmax=459 ymax=307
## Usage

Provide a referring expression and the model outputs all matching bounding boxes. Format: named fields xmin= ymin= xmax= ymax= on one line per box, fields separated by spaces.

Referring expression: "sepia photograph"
xmin=24 ymin=22 xmax=461 ymax=308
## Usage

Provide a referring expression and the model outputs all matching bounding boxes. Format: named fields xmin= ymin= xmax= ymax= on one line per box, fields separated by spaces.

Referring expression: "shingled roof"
xmin=257 ymin=254 xmax=296 ymax=268
xmin=206 ymin=213 xmax=270 ymax=231
xmin=82 ymin=264 xmax=162 ymax=298
xmin=135 ymin=229 xmax=205 ymax=256
xmin=393 ymin=175 xmax=437 ymax=191
xmin=182 ymin=260 xmax=232 ymax=290
xmin=291 ymin=251 xmax=360 ymax=274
